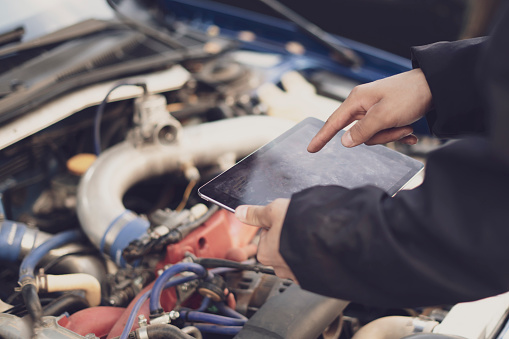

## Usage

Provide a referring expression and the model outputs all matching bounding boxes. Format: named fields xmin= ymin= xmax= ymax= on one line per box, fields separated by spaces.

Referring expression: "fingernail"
xmin=342 ymin=131 xmax=354 ymax=147
xmin=235 ymin=205 xmax=248 ymax=221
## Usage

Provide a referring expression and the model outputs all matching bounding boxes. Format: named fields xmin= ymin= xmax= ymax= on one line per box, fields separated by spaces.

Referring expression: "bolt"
xmin=138 ymin=314 xmax=148 ymax=327
xmin=169 ymin=311 xmax=180 ymax=320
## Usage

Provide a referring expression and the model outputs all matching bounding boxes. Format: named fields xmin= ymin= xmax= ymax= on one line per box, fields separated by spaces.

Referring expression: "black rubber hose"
xmin=195 ymin=258 xmax=275 ymax=275
xmin=135 ymin=324 xmax=195 ymax=339
xmin=41 ymin=294 xmax=89 ymax=317
xmin=21 ymin=283 xmax=42 ymax=326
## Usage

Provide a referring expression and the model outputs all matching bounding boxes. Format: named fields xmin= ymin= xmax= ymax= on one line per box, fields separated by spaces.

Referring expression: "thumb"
xmin=342 ymin=102 xmax=385 ymax=148
xmin=235 ymin=205 xmax=271 ymax=228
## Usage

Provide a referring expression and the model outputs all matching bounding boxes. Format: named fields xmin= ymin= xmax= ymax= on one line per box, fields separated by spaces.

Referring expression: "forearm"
xmin=280 ymin=137 xmax=509 ymax=308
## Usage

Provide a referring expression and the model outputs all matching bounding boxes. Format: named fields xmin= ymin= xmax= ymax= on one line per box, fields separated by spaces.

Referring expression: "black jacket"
xmin=279 ymin=2 xmax=509 ymax=308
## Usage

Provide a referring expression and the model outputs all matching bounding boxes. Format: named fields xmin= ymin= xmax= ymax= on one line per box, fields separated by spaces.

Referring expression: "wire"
xmin=94 ymin=82 xmax=147 ymax=155
xmin=120 ymin=274 xmax=199 ymax=339
xmin=149 ymin=263 xmax=211 ymax=314
xmin=175 ymin=179 xmax=197 ymax=212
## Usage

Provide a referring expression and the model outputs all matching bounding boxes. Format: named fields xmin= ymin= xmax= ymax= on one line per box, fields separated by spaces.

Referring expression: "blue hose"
xmin=18 ymin=229 xmax=82 ymax=282
xmin=197 ymin=297 xmax=211 ymax=312
xmin=193 ymin=324 xmax=243 ymax=335
xmin=149 ymin=263 xmax=210 ymax=313
xmin=214 ymin=302 xmax=248 ymax=320
xmin=119 ymin=275 xmax=199 ymax=339
xmin=179 ymin=310 xmax=246 ymax=326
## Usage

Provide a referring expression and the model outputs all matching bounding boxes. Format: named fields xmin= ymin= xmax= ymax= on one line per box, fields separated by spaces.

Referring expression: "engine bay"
xmin=1 ymin=1 xmax=509 ymax=338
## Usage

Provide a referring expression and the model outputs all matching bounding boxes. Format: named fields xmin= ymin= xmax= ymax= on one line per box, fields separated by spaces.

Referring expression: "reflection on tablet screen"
xmin=199 ymin=117 xmax=423 ymax=210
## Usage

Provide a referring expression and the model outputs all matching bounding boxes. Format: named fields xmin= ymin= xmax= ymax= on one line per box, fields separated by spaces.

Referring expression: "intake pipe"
xmin=77 ymin=116 xmax=294 ymax=265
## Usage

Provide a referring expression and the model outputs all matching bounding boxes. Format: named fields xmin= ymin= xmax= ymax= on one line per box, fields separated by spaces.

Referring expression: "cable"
xmin=192 ymin=324 xmax=243 ymax=336
xmin=94 ymin=82 xmax=147 ymax=155
xmin=179 ymin=310 xmax=246 ymax=326
xmin=149 ymin=263 xmax=211 ymax=314
xmin=175 ymin=179 xmax=197 ymax=212
xmin=195 ymin=258 xmax=275 ymax=275
xmin=120 ymin=274 xmax=199 ymax=339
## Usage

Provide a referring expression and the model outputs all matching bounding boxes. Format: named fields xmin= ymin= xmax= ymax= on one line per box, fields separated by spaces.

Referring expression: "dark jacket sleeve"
xmin=279 ymin=2 xmax=509 ymax=308
xmin=411 ymin=37 xmax=488 ymax=138
xmin=280 ymin=138 xmax=509 ymax=308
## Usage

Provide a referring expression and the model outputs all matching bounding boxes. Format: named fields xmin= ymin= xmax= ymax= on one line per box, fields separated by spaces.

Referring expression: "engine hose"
xmin=193 ymin=324 xmax=243 ymax=336
xmin=18 ymin=229 xmax=83 ymax=282
xmin=120 ymin=275 xmax=200 ymax=339
xmin=197 ymin=297 xmax=211 ymax=312
xmin=149 ymin=263 xmax=211 ymax=314
xmin=134 ymin=324 xmax=194 ymax=339
xmin=179 ymin=310 xmax=246 ymax=326
xmin=195 ymin=258 xmax=275 ymax=275
xmin=77 ymin=116 xmax=294 ymax=266
xmin=214 ymin=301 xmax=247 ymax=320
xmin=37 ymin=273 xmax=101 ymax=306
xmin=21 ymin=283 xmax=43 ymax=327
xmin=41 ymin=293 xmax=89 ymax=317
xmin=0 ymin=220 xmax=51 ymax=262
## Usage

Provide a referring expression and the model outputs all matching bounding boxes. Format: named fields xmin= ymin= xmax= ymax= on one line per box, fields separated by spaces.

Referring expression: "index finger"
xmin=235 ymin=205 xmax=271 ymax=228
xmin=307 ymin=101 xmax=358 ymax=153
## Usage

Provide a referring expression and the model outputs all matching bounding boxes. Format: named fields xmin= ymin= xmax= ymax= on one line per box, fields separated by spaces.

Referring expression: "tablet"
xmin=198 ymin=117 xmax=424 ymax=212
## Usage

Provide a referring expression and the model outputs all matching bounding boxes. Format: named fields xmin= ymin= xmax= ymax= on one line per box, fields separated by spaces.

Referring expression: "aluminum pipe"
xmin=77 ymin=115 xmax=295 ymax=265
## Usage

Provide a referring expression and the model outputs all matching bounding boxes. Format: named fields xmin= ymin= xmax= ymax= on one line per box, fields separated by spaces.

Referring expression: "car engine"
xmin=1 ymin=1 xmax=509 ymax=339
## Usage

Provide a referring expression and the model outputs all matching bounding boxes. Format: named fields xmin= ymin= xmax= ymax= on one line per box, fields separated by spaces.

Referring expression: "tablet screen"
xmin=198 ymin=117 xmax=423 ymax=212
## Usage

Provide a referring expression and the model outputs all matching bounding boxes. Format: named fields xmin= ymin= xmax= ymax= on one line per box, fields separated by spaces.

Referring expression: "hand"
xmin=235 ymin=199 xmax=298 ymax=282
xmin=308 ymin=68 xmax=433 ymax=152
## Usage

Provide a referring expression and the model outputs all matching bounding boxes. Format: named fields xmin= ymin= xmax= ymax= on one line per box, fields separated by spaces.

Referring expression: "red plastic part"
xmin=158 ymin=209 xmax=258 ymax=268
xmin=106 ymin=210 xmax=257 ymax=338
xmin=61 ymin=307 xmax=126 ymax=339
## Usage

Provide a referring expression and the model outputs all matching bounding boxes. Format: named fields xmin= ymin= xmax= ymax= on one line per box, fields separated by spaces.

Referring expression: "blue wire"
xmin=119 ymin=275 xmax=199 ymax=339
xmin=149 ymin=262 xmax=210 ymax=313
xmin=193 ymin=324 xmax=243 ymax=335
xmin=93 ymin=82 xmax=147 ymax=156
xmin=19 ymin=229 xmax=82 ymax=282
xmin=179 ymin=310 xmax=246 ymax=326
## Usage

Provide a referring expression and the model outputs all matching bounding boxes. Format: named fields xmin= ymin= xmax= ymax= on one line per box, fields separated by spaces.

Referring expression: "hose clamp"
xmin=137 ymin=326 xmax=149 ymax=339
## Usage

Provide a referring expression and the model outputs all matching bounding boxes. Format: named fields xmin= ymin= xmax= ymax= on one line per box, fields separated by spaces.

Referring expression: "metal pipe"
xmin=37 ymin=273 xmax=102 ymax=307
xmin=77 ymin=115 xmax=294 ymax=265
